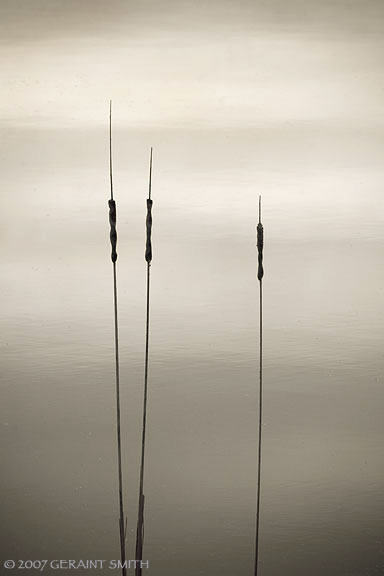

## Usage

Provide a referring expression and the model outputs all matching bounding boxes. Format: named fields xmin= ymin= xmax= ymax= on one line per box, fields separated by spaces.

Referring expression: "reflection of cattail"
xmin=108 ymin=101 xmax=127 ymax=576
xmin=254 ymin=195 xmax=264 ymax=576
xmin=135 ymin=148 xmax=153 ymax=576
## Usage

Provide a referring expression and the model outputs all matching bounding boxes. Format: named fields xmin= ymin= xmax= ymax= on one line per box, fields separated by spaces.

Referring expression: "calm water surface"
xmin=1 ymin=128 xmax=384 ymax=576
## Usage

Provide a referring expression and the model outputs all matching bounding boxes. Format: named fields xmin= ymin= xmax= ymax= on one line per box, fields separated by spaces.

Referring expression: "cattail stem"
xmin=254 ymin=196 xmax=264 ymax=576
xmin=135 ymin=148 xmax=153 ymax=576
xmin=108 ymin=101 xmax=127 ymax=576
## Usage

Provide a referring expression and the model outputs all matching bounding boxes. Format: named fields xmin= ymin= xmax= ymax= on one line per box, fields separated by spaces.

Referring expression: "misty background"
xmin=1 ymin=1 xmax=383 ymax=575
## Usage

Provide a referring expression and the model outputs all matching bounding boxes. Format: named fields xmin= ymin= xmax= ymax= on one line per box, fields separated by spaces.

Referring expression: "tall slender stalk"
xmin=135 ymin=148 xmax=153 ymax=576
xmin=254 ymin=195 xmax=264 ymax=576
xmin=108 ymin=101 xmax=127 ymax=576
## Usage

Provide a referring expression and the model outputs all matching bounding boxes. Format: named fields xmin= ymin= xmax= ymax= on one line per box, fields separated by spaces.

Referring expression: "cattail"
xmin=254 ymin=195 xmax=264 ymax=576
xmin=135 ymin=148 xmax=153 ymax=576
xmin=108 ymin=101 xmax=127 ymax=576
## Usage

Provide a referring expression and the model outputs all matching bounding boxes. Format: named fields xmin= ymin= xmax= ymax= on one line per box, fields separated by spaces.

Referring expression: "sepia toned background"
xmin=1 ymin=1 xmax=383 ymax=574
